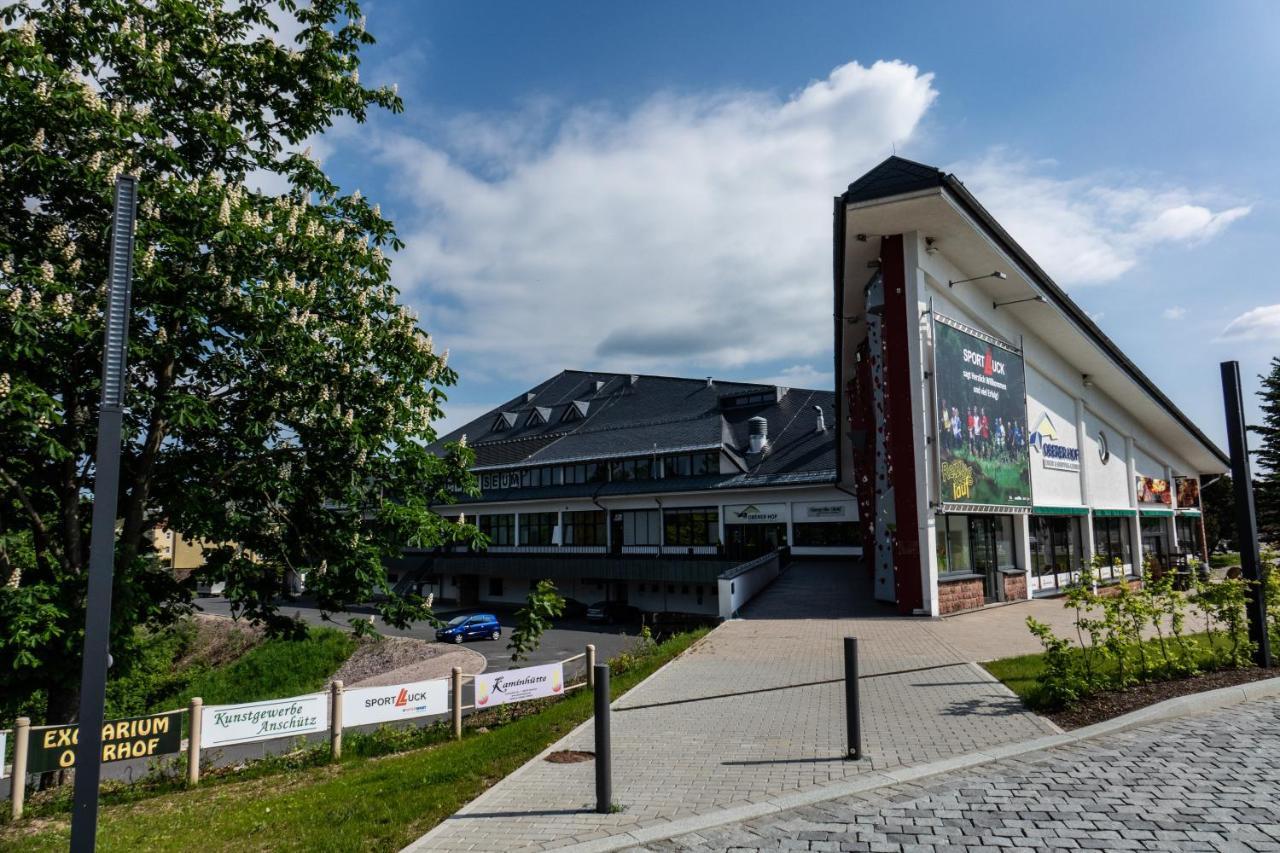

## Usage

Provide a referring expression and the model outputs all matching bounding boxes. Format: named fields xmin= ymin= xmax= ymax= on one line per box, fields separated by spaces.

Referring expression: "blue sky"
xmin=318 ymin=2 xmax=1280 ymax=451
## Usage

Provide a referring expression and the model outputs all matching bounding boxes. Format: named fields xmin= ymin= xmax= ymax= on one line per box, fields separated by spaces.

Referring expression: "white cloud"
xmin=1162 ymin=306 xmax=1186 ymax=320
xmin=1220 ymin=304 xmax=1280 ymax=342
xmin=955 ymin=154 xmax=1251 ymax=286
xmin=749 ymin=364 xmax=833 ymax=390
xmin=375 ymin=60 xmax=938 ymax=380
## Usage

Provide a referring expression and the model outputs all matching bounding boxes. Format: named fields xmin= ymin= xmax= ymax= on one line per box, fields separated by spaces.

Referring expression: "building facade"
xmin=421 ymin=371 xmax=858 ymax=615
xmin=835 ymin=157 xmax=1226 ymax=615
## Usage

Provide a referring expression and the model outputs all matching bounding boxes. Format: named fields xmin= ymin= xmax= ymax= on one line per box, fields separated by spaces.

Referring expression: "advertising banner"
xmin=27 ymin=710 xmax=183 ymax=774
xmin=793 ymin=500 xmax=857 ymax=521
xmin=201 ymin=694 xmax=328 ymax=748
xmin=475 ymin=662 xmax=564 ymax=708
xmin=1175 ymin=476 xmax=1200 ymax=509
xmin=932 ymin=314 xmax=1032 ymax=508
xmin=1028 ymin=412 xmax=1080 ymax=472
xmin=341 ymin=679 xmax=449 ymax=728
xmin=1137 ymin=476 xmax=1172 ymax=505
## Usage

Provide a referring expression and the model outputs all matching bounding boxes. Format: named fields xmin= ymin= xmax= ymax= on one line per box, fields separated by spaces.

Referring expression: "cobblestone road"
xmin=407 ymin=563 xmax=1065 ymax=852
xmin=637 ymin=696 xmax=1280 ymax=853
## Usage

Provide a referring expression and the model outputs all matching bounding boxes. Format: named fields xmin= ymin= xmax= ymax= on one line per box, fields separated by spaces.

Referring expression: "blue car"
xmin=436 ymin=613 xmax=501 ymax=644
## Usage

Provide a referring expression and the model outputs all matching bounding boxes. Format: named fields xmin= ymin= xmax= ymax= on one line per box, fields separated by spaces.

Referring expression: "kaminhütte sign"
xmin=27 ymin=711 xmax=183 ymax=773
xmin=201 ymin=693 xmax=328 ymax=747
xmin=932 ymin=314 xmax=1032 ymax=509
xmin=475 ymin=662 xmax=564 ymax=708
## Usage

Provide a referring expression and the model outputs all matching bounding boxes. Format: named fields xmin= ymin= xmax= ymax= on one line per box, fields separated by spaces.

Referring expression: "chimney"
xmin=748 ymin=416 xmax=768 ymax=454
xmin=814 ymin=405 xmax=826 ymax=433
xmin=706 ymin=376 xmax=714 ymax=388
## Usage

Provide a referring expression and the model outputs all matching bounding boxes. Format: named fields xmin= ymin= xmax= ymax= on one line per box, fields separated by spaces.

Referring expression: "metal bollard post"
xmin=452 ymin=667 xmax=463 ymax=740
xmin=586 ymin=644 xmax=596 ymax=688
xmin=330 ymin=680 xmax=343 ymax=761
xmin=593 ymin=664 xmax=612 ymax=814
xmin=187 ymin=697 xmax=203 ymax=787
xmin=844 ymin=637 xmax=861 ymax=760
xmin=11 ymin=717 xmax=29 ymax=821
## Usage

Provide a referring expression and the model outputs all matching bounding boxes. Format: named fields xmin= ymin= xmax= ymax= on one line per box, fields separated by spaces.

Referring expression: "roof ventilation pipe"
xmin=748 ymin=416 xmax=768 ymax=454
xmin=814 ymin=405 xmax=826 ymax=433
xmin=706 ymin=376 xmax=714 ymax=388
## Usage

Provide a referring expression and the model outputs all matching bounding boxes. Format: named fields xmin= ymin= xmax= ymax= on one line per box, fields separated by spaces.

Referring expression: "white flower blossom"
xmin=0 ymin=373 xmax=10 ymax=397
xmin=5 ymin=289 xmax=22 ymax=311
xmin=68 ymin=258 xmax=82 ymax=276
xmin=351 ymin=189 xmax=362 ymax=202
xmin=351 ymin=68 xmax=359 ymax=85
xmin=32 ymin=128 xmax=46 ymax=152
xmin=138 ymin=244 xmax=156 ymax=271
xmin=217 ymin=197 xmax=231 ymax=225
xmin=0 ymin=257 xmax=12 ymax=276
xmin=52 ymin=292 xmax=73 ymax=318
xmin=18 ymin=21 xmax=36 ymax=46
xmin=38 ymin=261 xmax=54 ymax=284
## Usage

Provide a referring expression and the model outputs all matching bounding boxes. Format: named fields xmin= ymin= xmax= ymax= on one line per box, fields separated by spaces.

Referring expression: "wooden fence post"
xmin=10 ymin=717 xmax=29 ymax=821
xmin=586 ymin=644 xmax=596 ymax=688
xmin=451 ymin=667 xmax=463 ymax=740
xmin=330 ymin=680 xmax=344 ymax=761
xmin=187 ymin=697 xmax=203 ymax=787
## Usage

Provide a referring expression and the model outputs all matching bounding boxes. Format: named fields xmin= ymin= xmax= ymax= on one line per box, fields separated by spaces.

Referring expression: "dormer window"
xmin=562 ymin=400 xmax=589 ymax=422
xmin=527 ymin=406 xmax=552 ymax=426
xmin=492 ymin=411 xmax=518 ymax=432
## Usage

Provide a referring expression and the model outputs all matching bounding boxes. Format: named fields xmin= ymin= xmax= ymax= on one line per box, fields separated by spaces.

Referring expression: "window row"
xmin=478 ymin=452 xmax=721 ymax=492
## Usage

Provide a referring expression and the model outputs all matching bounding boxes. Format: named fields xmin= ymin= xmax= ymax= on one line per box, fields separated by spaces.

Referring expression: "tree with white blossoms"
xmin=0 ymin=0 xmax=479 ymax=724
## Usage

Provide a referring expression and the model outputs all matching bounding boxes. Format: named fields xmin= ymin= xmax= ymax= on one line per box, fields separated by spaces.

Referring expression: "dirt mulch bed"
xmin=545 ymin=750 xmax=595 ymax=764
xmin=1049 ymin=667 xmax=1280 ymax=730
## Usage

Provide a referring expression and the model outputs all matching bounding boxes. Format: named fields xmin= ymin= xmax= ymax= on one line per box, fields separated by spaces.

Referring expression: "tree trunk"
xmin=38 ymin=683 xmax=80 ymax=790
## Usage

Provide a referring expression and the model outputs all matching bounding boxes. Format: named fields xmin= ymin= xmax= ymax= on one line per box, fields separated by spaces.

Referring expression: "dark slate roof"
xmin=432 ymin=370 xmax=838 ymax=501
xmin=836 ymin=156 xmax=1228 ymax=469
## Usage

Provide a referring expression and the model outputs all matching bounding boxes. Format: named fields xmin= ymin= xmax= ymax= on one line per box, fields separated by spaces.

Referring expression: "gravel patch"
xmin=334 ymin=636 xmax=486 ymax=687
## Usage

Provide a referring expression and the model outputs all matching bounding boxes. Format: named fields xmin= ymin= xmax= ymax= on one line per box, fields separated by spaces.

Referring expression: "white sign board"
xmin=201 ymin=693 xmax=328 ymax=747
xmin=475 ymin=662 xmax=564 ymax=708
xmin=723 ymin=503 xmax=787 ymax=524
xmin=0 ymin=730 xmax=6 ymax=779
xmin=793 ymin=500 xmax=856 ymax=521
xmin=341 ymin=679 xmax=449 ymax=727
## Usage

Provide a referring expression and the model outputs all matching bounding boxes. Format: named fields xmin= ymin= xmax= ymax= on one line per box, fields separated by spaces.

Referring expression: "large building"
xmin=417 ymin=370 xmax=857 ymax=615
xmin=835 ymin=157 xmax=1225 ymax=615
xmin=417 ymin=156 xmax=1225 ymax=619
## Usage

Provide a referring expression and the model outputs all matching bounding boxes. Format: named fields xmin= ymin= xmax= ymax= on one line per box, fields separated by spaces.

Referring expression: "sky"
xmin=313 ymin=1 xmax=1280 ymax=452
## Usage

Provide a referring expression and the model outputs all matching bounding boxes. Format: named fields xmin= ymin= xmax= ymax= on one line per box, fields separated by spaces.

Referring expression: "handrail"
xmin=718 ymin=549 xmax=778 ymax=581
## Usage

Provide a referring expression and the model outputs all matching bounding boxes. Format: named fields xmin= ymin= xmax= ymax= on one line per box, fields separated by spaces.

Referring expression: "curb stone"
xmin=553 ymin=673 xmax=1280 ymax=853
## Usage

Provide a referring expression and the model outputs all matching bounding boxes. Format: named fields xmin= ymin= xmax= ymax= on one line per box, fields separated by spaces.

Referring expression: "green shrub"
xmin=1025 ymin=617 xmax=1083 ymax=708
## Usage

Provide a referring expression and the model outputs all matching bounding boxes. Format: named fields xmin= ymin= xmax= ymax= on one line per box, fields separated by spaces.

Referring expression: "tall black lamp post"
xmin=69 ymin=175 xmax=138 ymax=851
xmin=1221 ymin=360 xmax=1272 ymax=669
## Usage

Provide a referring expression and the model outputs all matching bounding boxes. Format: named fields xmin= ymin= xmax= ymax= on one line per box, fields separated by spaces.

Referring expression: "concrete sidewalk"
xmin=405 ymin=563 xmax=1065 ymax=852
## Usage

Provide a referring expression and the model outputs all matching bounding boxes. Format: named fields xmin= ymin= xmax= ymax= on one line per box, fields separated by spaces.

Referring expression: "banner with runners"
xmin=201 ymin=693 xmax=328 ymax=747
xmin=475 ymin=662 xmax=564 ymax=708
xmin=341 ymin=679 xmax=450 ymax=727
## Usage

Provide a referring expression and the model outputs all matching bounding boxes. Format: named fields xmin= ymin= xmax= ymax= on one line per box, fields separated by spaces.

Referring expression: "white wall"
xmin=1082 ymin=408 xmax=1131 ymax=509
xmin=1025 ymin=365 xmax=1085 ymax=507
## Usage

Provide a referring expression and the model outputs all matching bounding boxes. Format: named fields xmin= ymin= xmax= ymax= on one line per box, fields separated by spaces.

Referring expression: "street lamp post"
xmin=69 ymin=175 xmax=139 ymax=851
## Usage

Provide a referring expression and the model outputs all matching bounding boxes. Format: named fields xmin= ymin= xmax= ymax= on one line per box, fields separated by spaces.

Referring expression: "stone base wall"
xmin=938 ymin=577 xmax=984 ymax=614
xmin=1095 ymin=578 xmax=1143 ymax=598
xmin=1002 ymin=572 xmax=1028 ymax=602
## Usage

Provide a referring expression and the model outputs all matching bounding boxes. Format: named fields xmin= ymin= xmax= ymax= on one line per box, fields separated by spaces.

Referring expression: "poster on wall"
xmin=475 ymin=662 xmax=563 ymax=708
xmin=1175 ymin=476 xmax=1200 ymax=509
xmin=932 ymin=314 xmax=1032 ymax=508
xmin=1137 ymin=476 xmax=1172 ymax=505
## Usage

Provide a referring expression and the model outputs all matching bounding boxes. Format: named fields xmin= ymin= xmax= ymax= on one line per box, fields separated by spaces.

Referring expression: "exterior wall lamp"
xmin=947 ymin=270 xmax=1007 ymax=288
xmin=992 ymin=295 xmax=1047 ymax=310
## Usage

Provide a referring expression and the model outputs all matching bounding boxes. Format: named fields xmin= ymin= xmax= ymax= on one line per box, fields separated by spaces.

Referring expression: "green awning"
xmin=1177 ymin=509 xmax=1202 ymax=517
xmin=1140 ymin=509 xmax=1174 ymax=518
xmin=1093 ymin=508 xmax=1136 ymax=518
xmin=1033 ymin=506 xmax=1089 ymax=516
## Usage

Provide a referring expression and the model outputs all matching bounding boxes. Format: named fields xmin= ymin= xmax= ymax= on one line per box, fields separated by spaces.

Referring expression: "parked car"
xmin=560 ymin=597 xmax=590 ymax=619
xmin=586 ymin=601 xmax=640 ymax=624
xmin=436 ymin=613 xmax=501 ymax=644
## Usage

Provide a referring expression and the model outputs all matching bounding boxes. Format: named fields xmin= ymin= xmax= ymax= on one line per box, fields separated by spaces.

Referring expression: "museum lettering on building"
xmin=411 ymin=156 xmax=1224 ymax=618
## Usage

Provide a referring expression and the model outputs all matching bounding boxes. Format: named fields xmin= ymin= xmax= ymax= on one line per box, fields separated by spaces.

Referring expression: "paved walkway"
xmin=638 ymin=694 xmax=1280 ymax=852
xmin=407 ymin=562 xmax=1070 ymax=853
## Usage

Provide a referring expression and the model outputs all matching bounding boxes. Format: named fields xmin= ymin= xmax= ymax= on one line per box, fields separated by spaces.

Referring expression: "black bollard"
xmin=845 ymin=637 xmax=862 ymax=760
xmin=594 ymin=664 xmax=612 ymax=813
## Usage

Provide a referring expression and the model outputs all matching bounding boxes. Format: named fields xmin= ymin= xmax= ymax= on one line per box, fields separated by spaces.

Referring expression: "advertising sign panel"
xmin=724 ymin=503 xmax=787 ymax=524
xmin=27 ymin=711 xmax=183 ymax=773
xmin=1028 ymin=413 xmax=1080 ymax=472
xmin=1175 ymin=476 xmax=1200 ymax=509
xmin=201 ymin=694 xmax=328 ymax=748
xmin=1137 ymin=476 xmax=1172 ymax=505
xmin=793 ymin=500 xmax=856 ymax=521
xmin=1 ymin=730 xmax=6 ymax=779
xmin=475 ymin=662 xmax=564 ymax=708
xmin=932 ymin=314 xmax=1032 ymax=508
xmin=341 ymin=679 xmax=449 ymax=727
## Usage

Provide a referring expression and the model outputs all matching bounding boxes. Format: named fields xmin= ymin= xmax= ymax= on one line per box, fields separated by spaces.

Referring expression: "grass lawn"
xmin=983 ymin=630 xmax=1243 ymax=710
xmin=0 ymin=629 xmax=708 ymax=852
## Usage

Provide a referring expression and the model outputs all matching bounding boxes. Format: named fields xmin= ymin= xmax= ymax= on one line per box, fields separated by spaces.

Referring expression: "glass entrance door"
xmin=968 ymin=516 xmax=1000 ymax=602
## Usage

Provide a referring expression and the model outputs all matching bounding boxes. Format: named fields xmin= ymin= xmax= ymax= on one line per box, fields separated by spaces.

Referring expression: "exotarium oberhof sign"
xmin=27 ymin=711 xmax=183 ymax=773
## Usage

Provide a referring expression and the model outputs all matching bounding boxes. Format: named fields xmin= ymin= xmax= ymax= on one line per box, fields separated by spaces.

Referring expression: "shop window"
xmin=663 ymin=507 xmax=720 ymax=546
xmin=488 ymin=577 xmax=503 ymax=597
xmin=1091 ymin=517 xmax=1132 ymax=580
xmin=1176 ymin=516 xmax=1203 ymax=558
xmin=1030 ymin=516 xmax=1084 ymax=593
xmin=562 ymin=510 xmax=606 ymax=546
xmin=793 ymin=522 xmax=860 ymax=548
xmin=478 ymin=514 xmax=515 ymax=547
xmin=519 ymin=512 xmax=558 ymax=546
